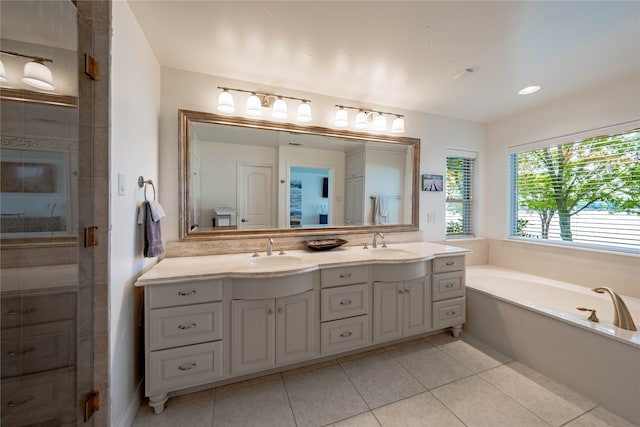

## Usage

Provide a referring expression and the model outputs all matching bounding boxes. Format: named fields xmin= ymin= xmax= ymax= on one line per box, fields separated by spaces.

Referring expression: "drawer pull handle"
xmin=339 ymin=299 xmax=352 ymax=305
xmin=339 ymin=273 xmax=352 ymax=278
xmin=178 ymin=362 xmax=197 ymax=371
xmin=178 ymin=290 xmax=197 ymax=296
xmin=7 ymin=396 xmax=34 ymax=408
xmin=446 ymin=261 xmax=455 ymax=266
xmin=6 ymin=310 xmax=17 ymax=316
xmin=340 ymin=331 xmax=352 ymax=338
xmin=7 ymin=347 xmax=35 ymax=357
xmin=178 ymin=322 xmax=197 ymax=330
xmin=445 ymin=283 xmax=455 ymax=288
xmin=445 ymin=310 xmax=457 ymax=316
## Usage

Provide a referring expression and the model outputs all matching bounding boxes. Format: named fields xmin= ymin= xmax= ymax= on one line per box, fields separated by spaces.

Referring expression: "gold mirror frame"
xmin=178 ymin=109 xmax=420 ymax=240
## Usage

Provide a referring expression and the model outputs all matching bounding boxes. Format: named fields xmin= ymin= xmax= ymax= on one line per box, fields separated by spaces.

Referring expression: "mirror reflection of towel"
xmin=373 ymin=196 xmax=389 ymax=224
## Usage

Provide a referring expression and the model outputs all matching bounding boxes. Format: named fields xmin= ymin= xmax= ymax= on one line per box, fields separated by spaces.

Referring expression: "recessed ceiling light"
xmin=518 ymin=85 xmax=541 ymax=95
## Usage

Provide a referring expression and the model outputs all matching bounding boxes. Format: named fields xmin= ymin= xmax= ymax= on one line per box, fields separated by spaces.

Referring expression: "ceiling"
xmin=127 ymin=1 xmax=640 ymax=124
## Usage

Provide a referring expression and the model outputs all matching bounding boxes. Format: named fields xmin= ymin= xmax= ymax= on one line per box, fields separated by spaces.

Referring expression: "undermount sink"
xmin=247 ymin=255 xmax=303 ymax=267
xmin=365 ymin=247 xmax=416 ymax=256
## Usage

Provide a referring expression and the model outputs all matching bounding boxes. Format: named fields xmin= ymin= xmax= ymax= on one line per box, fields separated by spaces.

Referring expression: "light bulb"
xmin=372 ymin=113 xmax=387 ymax=131
xmin=217 ymin=89 xmax=235 ymax=114
xmin=22 ymin=61 xmax=54 ymax=90
xmin=391 ymin=117 xmax=405 ymax=133
xmin=354 ymin=111 xmax=369 ymax=129
xmin=272 ymin=98 xmax=288 ymax=119
xmin=334 ymin=108 xmax=348 ymax=127
xmin=246 ymin=93 xmax=262 ymax=116
xmin=297 ymin=101 xmax=312 ymax=122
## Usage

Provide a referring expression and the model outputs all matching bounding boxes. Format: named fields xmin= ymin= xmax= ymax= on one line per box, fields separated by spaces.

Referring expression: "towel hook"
xmin=138 ymin=176 xmax=156 ymax=201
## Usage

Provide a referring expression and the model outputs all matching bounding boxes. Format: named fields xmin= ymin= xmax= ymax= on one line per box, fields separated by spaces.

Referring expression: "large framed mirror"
xmin=179 ymin=109 xmax=420 ymax=239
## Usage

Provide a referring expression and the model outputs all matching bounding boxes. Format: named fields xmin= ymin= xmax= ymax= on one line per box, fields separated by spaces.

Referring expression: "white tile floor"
xmin=133 ymin=332 xmax=636 ymax=427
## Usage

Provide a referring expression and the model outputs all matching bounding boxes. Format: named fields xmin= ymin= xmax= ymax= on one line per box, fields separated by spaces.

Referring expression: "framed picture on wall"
xmin=422 ymin=174 xmax=443 ymax=191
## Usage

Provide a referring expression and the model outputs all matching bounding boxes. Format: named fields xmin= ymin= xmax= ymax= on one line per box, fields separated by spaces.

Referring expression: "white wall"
xmin=159 ymin=67 xmax=487 ymax=243
xmin=110 ymin=2 xmax=161 ymax=426
xmin=485 ymin=74 xmax=640 ymax=294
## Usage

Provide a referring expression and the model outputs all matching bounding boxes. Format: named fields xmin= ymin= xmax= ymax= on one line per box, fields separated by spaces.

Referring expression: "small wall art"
xmin=422 ymin=174 xmax=443 ymax=191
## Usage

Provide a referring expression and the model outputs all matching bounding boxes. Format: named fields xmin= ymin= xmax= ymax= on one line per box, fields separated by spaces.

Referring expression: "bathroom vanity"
xmin=135 ymin=242 xmax=468 ymax=414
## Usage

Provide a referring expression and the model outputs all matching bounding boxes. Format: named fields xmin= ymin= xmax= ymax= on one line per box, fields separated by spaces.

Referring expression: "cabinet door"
xmin=345 ymin=178 xmax=364 ymax=225
xmin=276 ymin=291 xmax=315 ymax=365
xmin=231 ymin=299 xmax=275 ymax=375
xmin=403 ymin=277 xmax=431 ymax=336
xmin=373 ymin=281 xmax=403 ymax=343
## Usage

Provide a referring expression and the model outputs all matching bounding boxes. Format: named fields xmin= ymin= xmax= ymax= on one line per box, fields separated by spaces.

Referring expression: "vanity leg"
xmin=149 ymin=393 xmax=169 ymax=414
xmin=451 ymin=324 xmax=462 ymax=338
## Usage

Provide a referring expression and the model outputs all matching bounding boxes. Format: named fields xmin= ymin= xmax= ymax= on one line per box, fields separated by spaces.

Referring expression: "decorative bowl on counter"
xmin=303 ymin=238 xmax=348 ymax=251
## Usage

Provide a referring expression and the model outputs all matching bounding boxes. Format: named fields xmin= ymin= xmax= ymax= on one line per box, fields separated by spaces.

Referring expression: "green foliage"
xmin=516 ymin=130 xmax=640 ymax=241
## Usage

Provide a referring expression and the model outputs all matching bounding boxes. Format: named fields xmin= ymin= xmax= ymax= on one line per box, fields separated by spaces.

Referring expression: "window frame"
xmin=446 ymin=150 xmax=476 ymax=239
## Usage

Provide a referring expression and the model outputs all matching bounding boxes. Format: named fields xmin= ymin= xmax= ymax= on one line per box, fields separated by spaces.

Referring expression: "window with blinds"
xmin=446 ymin=155 xmax=475 ymax=237
xmin=509 ymin=127 xmax=640 ymax=253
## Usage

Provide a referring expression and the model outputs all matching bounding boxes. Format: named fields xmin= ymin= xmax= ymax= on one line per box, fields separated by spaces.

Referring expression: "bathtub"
xmin=465 ymin=265 xmax=640 ymax=425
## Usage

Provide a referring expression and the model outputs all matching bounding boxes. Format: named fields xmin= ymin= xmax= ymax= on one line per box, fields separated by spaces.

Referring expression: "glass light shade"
xmin=391 ymin=117 xmax=405 ymax=133
xmin=217 ymin=90 xmax=235 ymax=114
xmin=354 ymin=111 xmax=369 ymax=129
xmin=0 ymin=60 xmax=7 ymax=82
xmin=373 ymin=113 xmax=387 ymax=131
xmin=22 ymin=61 xmax=54 ymax=90
xmin=518 ymin=85 xmax=541 ymax=95
xmin=334 ymin=108 xmax=349 ymax=127
xmin=272 ymin=98 xmax=288 ymax=119
xmin=246 ymin=93 xmax=262 ymax=116
xmin=297 ymin=101 xmax=312 ymax=122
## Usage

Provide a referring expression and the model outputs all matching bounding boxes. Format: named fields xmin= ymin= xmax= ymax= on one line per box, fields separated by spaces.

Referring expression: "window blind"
xmin=446 ymin=156 xmax=475 ymax=237
xmin=510 ymin=128 xmax=640 ymax=253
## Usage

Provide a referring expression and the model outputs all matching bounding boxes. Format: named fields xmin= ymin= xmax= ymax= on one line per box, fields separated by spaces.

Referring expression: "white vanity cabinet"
xmin=431 ymin=256 xmax=466 ymax=337
xmin=320 ymin=265 xmax=370 ymax=354
xmin=231 ymin=290 xmax=315 ymax=375
xmin=372 ymin=261 xmax=431 ymax=343
xmin=144 ymin=279 xmax=224 ymax=414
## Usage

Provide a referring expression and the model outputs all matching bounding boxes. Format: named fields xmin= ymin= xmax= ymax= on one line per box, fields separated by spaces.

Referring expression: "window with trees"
xmin=510 ymin=127 xmax=640 ymax=252
xmin=446 ymin=152 xmax=476 ymax=237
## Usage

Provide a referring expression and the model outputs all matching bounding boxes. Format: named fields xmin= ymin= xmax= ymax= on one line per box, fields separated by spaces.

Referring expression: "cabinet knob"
xmin=268 ymin=308 xmax=273 ymax=315
xmin=178 ymin=290 xmax=197 ymax=296
xmin=178 ymin=322 xmax=197 ymax=330
xmin=339 ymin=299 xmax=352 ymax=305
xmin=277 ymin=307 xmax=283 ymax=314
xmin=398 ymin=290 xmax=404 ymax=294
xmin=340 ymin=331 xmax=353 ymax=338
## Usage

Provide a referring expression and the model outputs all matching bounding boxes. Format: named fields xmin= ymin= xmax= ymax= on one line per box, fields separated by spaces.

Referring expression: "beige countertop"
xmin=135 ymin=241 xmax=470 ymax=286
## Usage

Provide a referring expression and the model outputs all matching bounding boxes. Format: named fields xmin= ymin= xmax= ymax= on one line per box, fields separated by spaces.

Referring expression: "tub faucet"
xmin=591 ymin=287 xmax=637 ymax=331
xmin=372 ymin=232 xmax=385 ymax=248
xmin=267 ymin=238 xmax=274 ymax=256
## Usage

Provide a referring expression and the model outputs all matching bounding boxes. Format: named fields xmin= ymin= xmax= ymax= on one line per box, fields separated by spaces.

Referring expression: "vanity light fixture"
xmin=216 ymin=86 xmax=311 ymax=122
xmin=334 ymin=106 xmax=349 ymax=127
xmin=518 ymin=85 xmax=541 ymax=95
xmin=217 ymin=88 xmax=235 ymax=113
xmin=0 ymin=59 xmax=6 ymax=82
xmin=334 ymin=105 xmax=405 ymax=133
xmin=0 ymin=50 xmax=55 ymax=90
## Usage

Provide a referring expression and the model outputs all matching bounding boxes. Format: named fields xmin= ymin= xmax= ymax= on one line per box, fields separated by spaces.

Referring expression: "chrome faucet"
xmin=267 ymin=238 xmax=274 ymax=256
xmin=592 ymin=286 xmax=637 ymax=331
xmin=372 ymin=232 xmax=385 ymax=248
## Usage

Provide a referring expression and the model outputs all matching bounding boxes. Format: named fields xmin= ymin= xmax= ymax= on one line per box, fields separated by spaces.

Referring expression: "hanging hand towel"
xmin=373 ymin=196 xmax=389 ymax=225
xmin=138 ymin=201 xmax=164 ymax=258
xmin=148 ymin=200 xmax=166 ymax=222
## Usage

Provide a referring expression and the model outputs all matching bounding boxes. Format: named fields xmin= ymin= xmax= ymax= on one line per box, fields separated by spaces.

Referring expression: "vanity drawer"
xmin=432 ymin=297 xmax=465 ymax=330
xmin=321 ymin=315 xmax=369 ymax=355
xmin=1 ymin=292 xmax=75 ymax=329
xmin=321 ymin=265 xmax=368 ymax=288
xmin=433 ymin=256 xmax=464 ymax=273
xmin=149 ymin=303 xmax=223 ymax=350
xmin=148 ymin=279 xmax=222 ymax=309
xmin=148 ymin=341 xmax=223 ymax=395
xmin=321 ymin=283 xmax=368 ymax=321
xmin=432 ymin=271 xmax=465 ymax=301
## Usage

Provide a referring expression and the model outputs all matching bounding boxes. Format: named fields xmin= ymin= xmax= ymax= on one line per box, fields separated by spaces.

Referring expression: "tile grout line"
xmin=277 ymin=372 xmax=300 ymax=427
